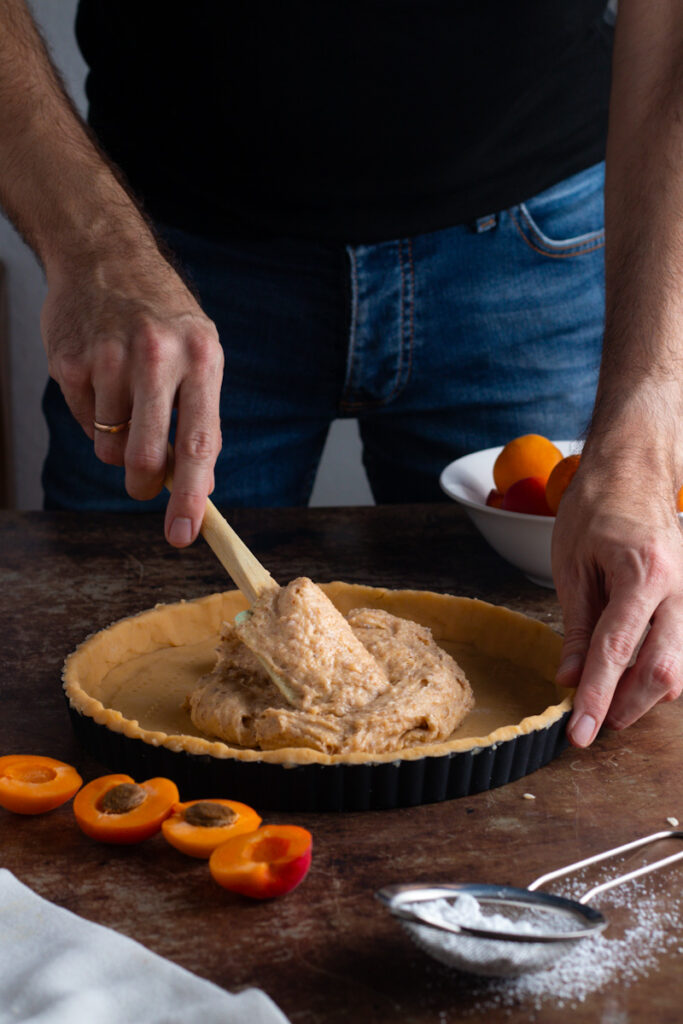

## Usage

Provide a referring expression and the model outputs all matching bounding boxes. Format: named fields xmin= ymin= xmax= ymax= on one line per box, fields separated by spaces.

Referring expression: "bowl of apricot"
xmin=440 ymin=436 xmax=583 ymax=588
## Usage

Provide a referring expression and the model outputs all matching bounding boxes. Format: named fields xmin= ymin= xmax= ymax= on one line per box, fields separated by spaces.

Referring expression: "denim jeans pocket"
xmin=510 ymin=162 xmax=605 ymax=258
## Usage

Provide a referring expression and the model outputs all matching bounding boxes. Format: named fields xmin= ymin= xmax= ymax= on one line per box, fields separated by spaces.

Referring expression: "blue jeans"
xmin=42 ymin=163 xmax=605 ymax=509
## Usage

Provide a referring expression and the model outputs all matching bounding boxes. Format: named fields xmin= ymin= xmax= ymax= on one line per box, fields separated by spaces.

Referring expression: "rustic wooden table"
xmin=1 ymin=506 xmax=682 ymax=1023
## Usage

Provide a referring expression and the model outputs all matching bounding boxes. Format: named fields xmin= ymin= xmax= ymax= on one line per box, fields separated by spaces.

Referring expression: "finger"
xmin=53 ymin=351 xmax=96 ymax=439
xmin=165 ymin=350 xmax=222 ymax=548
xmin=92 ymin=341 xmax=133 ymax=466
xmin=125 ymin=388 xmax=174 ymax=503
xmin=556 ymin=588 xmax=601 ymax=748
xmin=567 ymin=591 xmax=656 ymax=748
xmin=165 ymin=404 xmax=222 ymax=547
xmin=554 ymin=570 xmax=605 ymax=690
xmin=604 ymin=595 xmax=683 ymax=730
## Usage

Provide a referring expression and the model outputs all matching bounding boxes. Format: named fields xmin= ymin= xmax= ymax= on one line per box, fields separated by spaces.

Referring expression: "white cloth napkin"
xmin=0 ymin=869 xmax=291 ymax=1024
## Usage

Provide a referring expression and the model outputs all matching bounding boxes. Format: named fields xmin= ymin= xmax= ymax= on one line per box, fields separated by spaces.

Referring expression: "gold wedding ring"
xmin=93 ymin=419 xmax=132 ymax=435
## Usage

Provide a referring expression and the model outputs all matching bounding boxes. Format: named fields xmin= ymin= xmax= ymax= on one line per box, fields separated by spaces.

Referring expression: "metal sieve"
xmin=377 ymin=829 xmax=683 ymax=976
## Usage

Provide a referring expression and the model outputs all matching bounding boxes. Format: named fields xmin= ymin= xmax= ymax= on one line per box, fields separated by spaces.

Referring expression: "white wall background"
xmin=3 ymin=0 xmax=373 ymax=509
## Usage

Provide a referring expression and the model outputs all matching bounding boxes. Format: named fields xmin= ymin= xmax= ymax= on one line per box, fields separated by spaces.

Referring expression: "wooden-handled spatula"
xmin=164 ymin=447 xmax=301 ymax=706
xmin=164 ymin=447 xmax=277 ymax=604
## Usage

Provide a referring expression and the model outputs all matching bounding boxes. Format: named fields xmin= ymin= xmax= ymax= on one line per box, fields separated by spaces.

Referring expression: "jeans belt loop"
xmin=473 ymin=213 xmax=498 ymax=233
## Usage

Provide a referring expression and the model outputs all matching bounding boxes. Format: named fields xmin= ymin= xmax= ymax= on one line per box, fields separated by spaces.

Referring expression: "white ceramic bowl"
xmin=439 ymin=441 xmax=581 ymax=588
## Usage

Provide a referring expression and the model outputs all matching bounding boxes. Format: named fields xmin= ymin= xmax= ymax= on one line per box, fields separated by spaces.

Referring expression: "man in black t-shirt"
xmin=0 ymin=0 xmax=681 ymax=749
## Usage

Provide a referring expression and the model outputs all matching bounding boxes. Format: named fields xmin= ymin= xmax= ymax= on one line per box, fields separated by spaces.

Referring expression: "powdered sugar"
xmin=404 ymin=892 xmax=597 ymax=977
xmin=403 ymin=857 xmax=682 ymax=1012
xmin=411 ymin=891 xmax=575 ymax=936
xmin=471 ymin=879 xmax=682 ymax=1011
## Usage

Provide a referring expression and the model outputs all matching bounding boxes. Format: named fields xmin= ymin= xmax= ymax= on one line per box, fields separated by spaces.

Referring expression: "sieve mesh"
xmin=400 ymin=895 xmax=590 ymax=976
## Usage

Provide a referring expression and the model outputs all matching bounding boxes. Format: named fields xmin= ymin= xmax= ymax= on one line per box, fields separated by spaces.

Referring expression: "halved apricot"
xmin=73 ymin=774 xmax=179 ymax=844
xmin=209 ymin=824 xmax=312 ymax=899
xmin=0 ymin=755 xmax=82 ymax=814
xmin=162 ymin=799 xmax=262 ymax=858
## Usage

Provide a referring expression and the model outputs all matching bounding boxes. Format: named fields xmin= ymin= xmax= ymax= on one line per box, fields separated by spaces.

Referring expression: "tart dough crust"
xmin=62 ymin=582 xmax=573 ymax=767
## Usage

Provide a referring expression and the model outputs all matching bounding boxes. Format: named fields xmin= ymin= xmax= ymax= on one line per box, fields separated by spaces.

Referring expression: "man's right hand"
xmin=41 ymin=242 xmax=224 ymax=547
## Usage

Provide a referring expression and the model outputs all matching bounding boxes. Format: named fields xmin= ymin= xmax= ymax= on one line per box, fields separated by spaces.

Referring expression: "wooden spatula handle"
xmin=200 ymin=498 xmax=277 ymax=603
xmin=164 ymin=447 xmax=277 ymax=604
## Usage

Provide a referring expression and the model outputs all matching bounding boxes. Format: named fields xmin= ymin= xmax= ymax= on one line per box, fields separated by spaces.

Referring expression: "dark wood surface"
xmin=1 ymin=506 xmax=682 ymax=1023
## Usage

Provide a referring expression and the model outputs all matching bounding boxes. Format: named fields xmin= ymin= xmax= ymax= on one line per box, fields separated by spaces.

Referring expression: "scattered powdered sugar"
xmin=404 ymin=868 xmax=682 ymax=1013
xmin=473 ymin=881 xmax=682 ymax=1012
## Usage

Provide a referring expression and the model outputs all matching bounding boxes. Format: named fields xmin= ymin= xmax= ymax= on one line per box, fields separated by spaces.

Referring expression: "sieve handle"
xmin=527 ymin=829 xmax=683 ymax=900
xmin=578 ymin=844 xmax=683 ymax=905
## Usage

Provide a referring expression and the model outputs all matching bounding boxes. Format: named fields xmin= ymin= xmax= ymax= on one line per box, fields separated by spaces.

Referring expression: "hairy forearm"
xmin=0 ymin=3 xmax=223 ymax=548
xmin=588 ymin=0 xmax=683 ymax=483
xmin=0 ymin=0 xmax=155 ymax=274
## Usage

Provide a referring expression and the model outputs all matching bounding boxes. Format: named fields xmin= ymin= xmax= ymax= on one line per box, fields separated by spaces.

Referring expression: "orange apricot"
xmin=677 ymin=485 xmax=683 ymax=512
xmin=73 ymin=774 xmax=179 ymax=844
xmin=545 ymin=454 xmax=581 ymax=515
xmin=162 ymin=799 xmax=262 ymax=859
xmin=209 ymin=824 xmax=313 ymax=899
xmin=0 ymin=755 xmax=82 ymax=814
xmin=493 ymin=434 xmax=562 ymax=494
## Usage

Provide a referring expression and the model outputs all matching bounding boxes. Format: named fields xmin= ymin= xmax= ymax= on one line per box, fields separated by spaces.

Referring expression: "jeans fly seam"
xmin=509 ymin=208 xmax=605 ymax=259
xmin=403 ymin=237 xmax=415 ymax=392
xmin=340 ymin=245 xmax=360 ymax=408
xmin=375 ymin=238 xmax=412 ymax=402
xmin=340 ymin=240 xmax=411 ymax=413
xmin=390 ymin=237 xmax=408 ymax=401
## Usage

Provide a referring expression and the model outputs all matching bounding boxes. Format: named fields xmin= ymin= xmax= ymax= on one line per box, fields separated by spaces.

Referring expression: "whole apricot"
xmin=545 ymin=454 xmax=581 ymax=514
xmin=493 ymin=435 xmax=562 ymax=494
xmin=502 ymin=476 xmax=553 ymax=516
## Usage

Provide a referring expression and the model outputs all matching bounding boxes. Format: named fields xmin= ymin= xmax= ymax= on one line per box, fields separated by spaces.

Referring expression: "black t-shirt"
xmin=75 ymin=1 xmax=614 ymax=243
